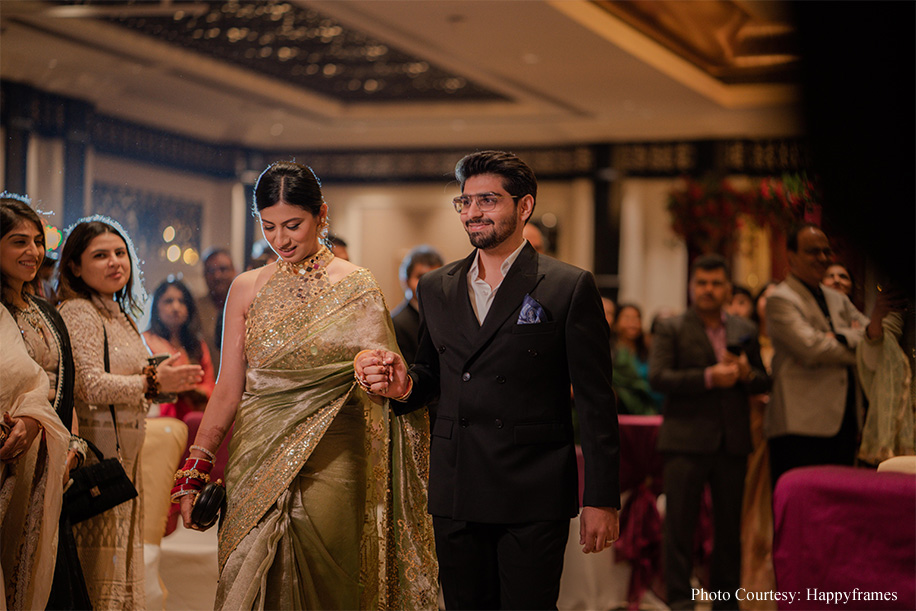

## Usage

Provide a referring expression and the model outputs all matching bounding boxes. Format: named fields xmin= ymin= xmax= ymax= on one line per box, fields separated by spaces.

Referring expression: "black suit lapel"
xmin=443 ymin=251 xmax=480 ymax=347
xmin=472 ymin=244 xmax=544 ymax=353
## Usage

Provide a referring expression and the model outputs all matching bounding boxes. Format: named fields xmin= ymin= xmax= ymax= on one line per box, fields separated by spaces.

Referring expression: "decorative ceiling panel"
xmin=56 ymin=0 xmax=508 ymax=103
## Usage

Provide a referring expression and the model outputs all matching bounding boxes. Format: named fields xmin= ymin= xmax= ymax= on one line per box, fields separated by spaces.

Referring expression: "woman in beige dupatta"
xmin=1 ymin=307 xmax=69 ymax=611
xmin=178 ymin=161 xmax=437 ymax=610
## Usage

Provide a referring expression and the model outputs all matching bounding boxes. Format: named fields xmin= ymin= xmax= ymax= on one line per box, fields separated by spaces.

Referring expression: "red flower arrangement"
xmin=667 ymin=173 xmax=820 ymax=257
xmin=667 ymin=175 xmax=747 ymax=257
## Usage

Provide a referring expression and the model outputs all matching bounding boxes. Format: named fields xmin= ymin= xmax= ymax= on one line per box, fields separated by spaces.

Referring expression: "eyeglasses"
xmin=452 ymin=192 xmax=520 ymax=213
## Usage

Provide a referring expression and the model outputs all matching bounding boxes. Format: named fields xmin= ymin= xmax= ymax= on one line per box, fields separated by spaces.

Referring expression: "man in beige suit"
xmin=765 ymin=224 xmax=870 ymax=485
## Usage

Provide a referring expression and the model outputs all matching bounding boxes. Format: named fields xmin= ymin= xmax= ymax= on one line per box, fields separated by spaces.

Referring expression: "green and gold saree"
xmin=216 ymin=251 xmax=437 ymax=610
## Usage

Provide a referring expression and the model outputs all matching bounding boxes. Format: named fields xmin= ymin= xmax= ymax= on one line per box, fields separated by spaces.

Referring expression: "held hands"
xmin=707 ymin=361 xmax=740 ymax=388
xmin=156 ymin=354 xmax=205 ymax=394
xmin=0 ymin=413 xmax=41 ymax=462
xmin=579 ymin=506 xmax=620 ymax=553
xmin=353 ymin=349 xmax=409 ymax=399
xmin=722 ymin=351 xmax=752 ymax=382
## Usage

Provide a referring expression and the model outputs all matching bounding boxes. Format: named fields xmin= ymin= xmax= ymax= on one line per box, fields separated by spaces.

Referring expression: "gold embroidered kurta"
xmin=216 ymin=256 xmax=437 ymax=610
xmin=58 ymin=297 xmax=148 ymax=610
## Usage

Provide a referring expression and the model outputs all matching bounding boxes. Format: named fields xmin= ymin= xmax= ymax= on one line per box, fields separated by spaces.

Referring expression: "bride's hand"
xmin=179 ymin=493 xmax=197 ymax=530
xmin=354 ymin=349 xmax=408 ymax=398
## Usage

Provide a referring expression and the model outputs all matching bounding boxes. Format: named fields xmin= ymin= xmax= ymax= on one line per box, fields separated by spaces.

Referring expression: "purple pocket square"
xmin=517 ymin=294 xmax=545 ymax=324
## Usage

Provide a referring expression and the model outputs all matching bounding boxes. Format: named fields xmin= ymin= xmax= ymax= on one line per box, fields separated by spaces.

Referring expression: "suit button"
xmin=438 ymin=346 xmax=446 ymax=354
xmin=462 ymin=372 xmax=471 ymax=381
xmin=460 ymin=418 xmax=469 ymax=428
xmin=495 ymin=419 xmax=504 ymax=429
xmin=528 ymin=349 xmax=538 ymax=357
xmin=496 ymin=375 xmax=506 ymax=384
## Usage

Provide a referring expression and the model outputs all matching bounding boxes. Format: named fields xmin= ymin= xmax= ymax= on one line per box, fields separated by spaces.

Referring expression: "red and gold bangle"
xmin=170 ymin=481 xmax=204 ymax=502
xmin=173 ymin=468 xmax=211 ymax=483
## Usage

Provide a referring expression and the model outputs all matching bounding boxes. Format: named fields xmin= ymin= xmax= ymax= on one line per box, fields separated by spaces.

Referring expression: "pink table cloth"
xmin=773 ymin=466 xmax=916 ymax=610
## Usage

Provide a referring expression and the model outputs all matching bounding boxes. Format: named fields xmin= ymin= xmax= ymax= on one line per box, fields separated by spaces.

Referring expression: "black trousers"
xmin=433 ymin=516 xmax=569 ymax=610
xmin=662 ymin=451 xmax=747 ymax=611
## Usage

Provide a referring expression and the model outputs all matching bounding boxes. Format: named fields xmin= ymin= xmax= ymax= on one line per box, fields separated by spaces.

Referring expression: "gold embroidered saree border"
xmin=217 ymin=383 xmax=354 ymax=571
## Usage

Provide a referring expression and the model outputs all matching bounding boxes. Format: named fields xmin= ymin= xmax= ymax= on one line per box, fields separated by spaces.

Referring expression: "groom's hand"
xmin=579 ymin=506 xmax=619 ymax=553
xmin=354 ymin=349 xmax=409 ymax=398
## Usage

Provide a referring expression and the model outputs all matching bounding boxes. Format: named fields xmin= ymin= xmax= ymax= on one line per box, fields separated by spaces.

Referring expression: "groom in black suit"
xmin=356 ymin=150 xmax=620 ymax=610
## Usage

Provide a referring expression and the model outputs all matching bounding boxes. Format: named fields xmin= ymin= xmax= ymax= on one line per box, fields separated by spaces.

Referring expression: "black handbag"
xmin=62 ymin=327 xmax=138 ymax=523
xmin=190 ymin=480 xmax=226 ymax=530
xmin=63 ymin=439 xmax=138 ymax=523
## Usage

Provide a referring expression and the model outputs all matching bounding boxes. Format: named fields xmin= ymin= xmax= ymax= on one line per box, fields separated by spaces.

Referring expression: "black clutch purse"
xmin=64 ymin=438 xmax=138 ymax=523
xmin=191 ymin=480 xmax=226 ymax=530
xmin=62 ymin=326 xmax=139 ymax=523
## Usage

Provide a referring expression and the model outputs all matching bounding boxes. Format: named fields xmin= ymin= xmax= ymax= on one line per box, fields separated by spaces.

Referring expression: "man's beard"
xmin=466 ymin=215 xmax=518 ymax=250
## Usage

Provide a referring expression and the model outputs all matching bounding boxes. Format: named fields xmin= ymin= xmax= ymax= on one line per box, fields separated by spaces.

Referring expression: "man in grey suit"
xmin=765 ymin=223 xmax=870 ymax=484
xmin=649 ymin=254 xmax=769 ymax=610
xmin=356 ymin=150 xmax=620 ymax=610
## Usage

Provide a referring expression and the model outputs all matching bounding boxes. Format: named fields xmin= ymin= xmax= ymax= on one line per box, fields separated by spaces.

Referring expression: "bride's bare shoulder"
xmin=327 ymin=257 xmax=361 ymax=283
xmin=228 ymin=263 xmax=277 ymax=304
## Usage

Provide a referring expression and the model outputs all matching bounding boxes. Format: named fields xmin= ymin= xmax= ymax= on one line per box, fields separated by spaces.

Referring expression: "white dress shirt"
xmin=467 ymin=240 xmax=528 ymax=324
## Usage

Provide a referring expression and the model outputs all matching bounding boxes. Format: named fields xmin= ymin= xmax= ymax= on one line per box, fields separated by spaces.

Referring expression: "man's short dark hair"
xmin=202 ymin=247 xmax=232 ymax=267
xmin=454 ymin=150 xmax=538 ymax=217
xmin=786 ymin=222 xmax=822 ymax=252
xmin=690 ymin=253 xmax=730 ymax=279
xmin=731 ymin=284 xmax=752 ymax=300
xmin=399 ymin=245 xmax=445 ymax=283
xmin=327 ymin=234 xmax=348 ymax=248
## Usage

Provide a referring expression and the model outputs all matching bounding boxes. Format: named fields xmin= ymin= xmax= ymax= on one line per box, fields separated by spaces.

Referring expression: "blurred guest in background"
xmin=392 ymin=245 xmax=444 ymax=363
xmin=602 ymin=296 xmax=617 ymax=346
xmin=727 ymin=284 xmax=754 ymax=319
xmin=856 ymin=286 xmax=912 ymax=464
xmin=766 ymin=224 xmax=869 ymax=486
xmin=58 ymin=216 xmax=202 ymax=610
xmin=1 ymin=195 xmax=91 ymax=609
xmin=751 ymin=282 xmax=778 ymax=372
xmin=39 ymin=250 xmax=59 ymax=303
xmin=612 ymin=303 xmax=663 ymax=415
xmin=196 ymin=247 xmax=236 ymax=375
xmin=523 ymin=221 xmax=547 ymax=254
xmin=143 ymin=278 xmax=215 ymax=421
xmin=649 ymin=254 xmax=769 ymax=611
xmin=741 ymin=280 xmax=779 ymax=606
xmin=822 ymin=262 xmax=854 ymax=298
xmin=246 ymin=238 xmax=274 ymax=270
xmin=328 ymin=233 xmax=350 ymax=261
xmin=1 ymin=307 xmax=70 ymax=611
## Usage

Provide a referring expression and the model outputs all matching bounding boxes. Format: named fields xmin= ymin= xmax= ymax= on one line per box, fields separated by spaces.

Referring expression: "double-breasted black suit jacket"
xmin=649 ymin=309 xmax=770 ymax=456
xmin=399 ymin=243 xmax=621 ymax=523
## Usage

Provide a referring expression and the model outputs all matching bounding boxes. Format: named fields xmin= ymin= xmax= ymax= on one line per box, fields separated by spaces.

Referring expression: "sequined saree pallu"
xmin=216 ymin=254 xmax=437 ymax=610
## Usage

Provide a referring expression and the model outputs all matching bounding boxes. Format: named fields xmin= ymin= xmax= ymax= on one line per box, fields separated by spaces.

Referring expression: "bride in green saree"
xmin=176 ymin=161 xmax=438 ymax=610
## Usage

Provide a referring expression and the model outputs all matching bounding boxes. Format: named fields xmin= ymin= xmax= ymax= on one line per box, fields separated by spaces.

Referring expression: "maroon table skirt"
xmin=773 ymin=466 xmax=916 ymax=610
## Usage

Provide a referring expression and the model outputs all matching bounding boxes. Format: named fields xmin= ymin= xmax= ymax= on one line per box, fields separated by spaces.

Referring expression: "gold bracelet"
xmin=190 ymin=444 xmax=216 ymax=461
xmin=392 ymin=375 xmax=414 ymax=402
xmin=173 ymin=468 xmax=212 ymax=483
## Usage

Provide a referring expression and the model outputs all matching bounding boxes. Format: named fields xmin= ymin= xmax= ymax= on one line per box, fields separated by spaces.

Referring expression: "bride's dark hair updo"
xmin=253 ymin=161 xmax=324 ymax=216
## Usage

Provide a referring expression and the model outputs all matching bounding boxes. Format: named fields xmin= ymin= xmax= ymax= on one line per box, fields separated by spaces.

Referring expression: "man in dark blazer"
xmin=391 ymin=245 xmax=444 ymax=364
xmin=356 ymin=150 xmax=620 ymax=610
xmin=649 ymin=254 xmax=770 ymax=611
